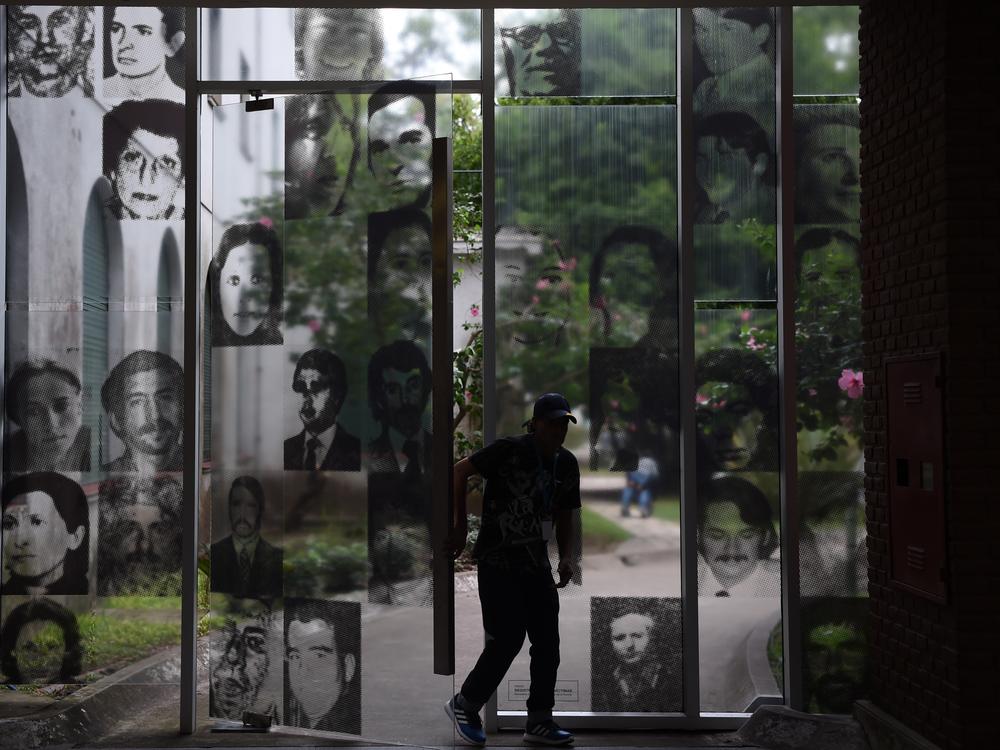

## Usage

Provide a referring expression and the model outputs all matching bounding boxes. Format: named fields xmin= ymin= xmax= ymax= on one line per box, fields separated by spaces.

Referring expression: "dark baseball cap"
xmin=529 ymin=392 xmax=577 ymax=424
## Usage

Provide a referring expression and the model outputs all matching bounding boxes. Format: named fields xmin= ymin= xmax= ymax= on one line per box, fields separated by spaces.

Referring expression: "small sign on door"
xmin=508 ymin=680 xmax=579 ymax=702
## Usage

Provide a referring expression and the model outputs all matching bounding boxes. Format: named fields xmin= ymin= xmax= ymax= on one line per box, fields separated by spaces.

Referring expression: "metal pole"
xmin=180 ymin=4 xmax=202 ymax=736
xmin=432 ymin=136 xmax=456 ymax=676
xmin=0 ymin=5 xmax=8 ymax=480
xmin=776 ymin=4 xmax=803 ymax=711
xmin=480 ymin=6 xmax=500 ymax=734
xmin=676 ymin=6 xmax=701 ymax=721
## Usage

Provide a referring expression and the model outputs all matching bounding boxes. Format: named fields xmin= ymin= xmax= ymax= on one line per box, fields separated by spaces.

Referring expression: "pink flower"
xmin=609 ymin=399 xmax=620 ymax=411
xmin=469 ymin=304 xmax=480 ymax=318
xmin=465 ymin=390 xmax=473 ymax=402
xmin=838 ymin=369 xmax=864 ymax=399
xmin=808 ymin=388 xmax=818 ymax=397
xmin=307 ymin=318 xmax=321 ymax=333
xmin=257 ymin=216 xmax=274 ymax=229
xmin=531 ymin=295 xmax=540 ymax=306
xmin=558 ymin=257 xmax=578 ymax=271
xmin=535 ymin=278 xmax=552 ymax=291
xmin=740 ymin=309 xmax=752 ymax=322
xmin=696 ymin=393 xmax=710 ymax=405
xmin=747 ymin=336 xmax=766 ymax=352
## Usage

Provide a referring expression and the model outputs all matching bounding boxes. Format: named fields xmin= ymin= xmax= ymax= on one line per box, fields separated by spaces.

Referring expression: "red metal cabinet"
xmin=886 ymin=353 xmax=947 ymax=602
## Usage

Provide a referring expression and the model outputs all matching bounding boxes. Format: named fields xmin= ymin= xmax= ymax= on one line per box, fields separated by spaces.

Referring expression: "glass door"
xmin=205 ymin=77 xmax=455 ymax=744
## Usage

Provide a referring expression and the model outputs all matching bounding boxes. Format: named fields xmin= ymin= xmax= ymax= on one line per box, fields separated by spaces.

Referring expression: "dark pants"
xmin=460 ymin=562 xmax=560 ymax=720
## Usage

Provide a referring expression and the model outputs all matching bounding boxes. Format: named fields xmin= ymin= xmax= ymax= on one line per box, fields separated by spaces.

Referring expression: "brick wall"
xmin=860 ymin=2 xmax=1000 ymax=748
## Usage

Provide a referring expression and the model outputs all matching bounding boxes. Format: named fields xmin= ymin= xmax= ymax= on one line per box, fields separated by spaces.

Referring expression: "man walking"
xmin=446 ymin=393 xmax=581 ymax=746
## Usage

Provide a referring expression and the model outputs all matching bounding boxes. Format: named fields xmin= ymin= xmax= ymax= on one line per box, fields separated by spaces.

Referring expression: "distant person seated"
xmin=697 ymin=475 xmax=779 ymax=597
xmin=210 ymin=476 xmax=283 ymax=598
xmin=621 ymin=456 xmax=659 ymax=518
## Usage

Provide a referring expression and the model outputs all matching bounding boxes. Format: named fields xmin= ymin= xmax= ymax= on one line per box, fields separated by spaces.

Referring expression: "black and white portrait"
xmin=794 ymin=106 xmax=860 ymax=224
xmin=697 ymin=475 xmax=779 ymax=598
xmin=210 ymin=597 xmax=281 ymax=722
xmin=692 ymin=8 xmax=774 ymax=119
xmin=283 ymin=598 xmax=361 ymax=734
xmin=6 ymin=5 xmax=95 ymax=98
xmin=496 ymin=224 xmax=574 ymax=348
xmin=210 ymin=476 xmax=283 ymax=599
xmin=499 ymin=11 xmax=581 ymax=96
xmin=98 ymin=475 xmax=182 ymax=596
xmin=0 ymin=599 xmax=82 ymax=684
xmin=209 ymin=222 xmax=283 ymax=347
xmin=102 ymin=99 xmax=185 ymax=220
xmin=100 ymin=349 xmax=183 ymax=473
xmin=1 ymin=472 xmax=89 ymax=596
xmin=102 ymin=6 xmax=184 ymax=102
xmin=367 ymin=82 xmax=435 ymax=210
xmin=294 ymin=8 xmax=383 ymax=81
xmin=695 ymin=347 xmax=778 ymax=474
xmin=285 ymin=94 xmax=360 ymax=219
xmin=368 ymin=207 xmax=433 ymax=342
xmin=3 ymin=358 xmax=90 ymax=473
xmin=284 ymin=349 xmax=360 ymax=472
xmin=590 ymin=597 xmax=681 ymax=713
xmin=694 ymin=111 xmax=774 ymax=224
xmin=367 ymin=340 xmax=432 ymax=475
xmin=801 ymin=597 xmax=868 ymax=713
xmin=590 ymin=225 xmax=677 ymax=349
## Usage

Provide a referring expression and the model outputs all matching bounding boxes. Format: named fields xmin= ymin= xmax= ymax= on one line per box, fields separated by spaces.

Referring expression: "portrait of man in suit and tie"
xmin=210 ymin=476 xmax=282 ymax=598
xmin=367 ymin=340 xmax=432 ymax=476
xmin=284 ymin=349 xmax=360 ymax=472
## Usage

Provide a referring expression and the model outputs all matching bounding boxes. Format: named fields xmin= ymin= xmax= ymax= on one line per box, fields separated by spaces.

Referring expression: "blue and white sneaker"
xmin=523 ymin=719 xmax=574 ymax=745
xmin=446 ymin=694 xmax=487 ymax=746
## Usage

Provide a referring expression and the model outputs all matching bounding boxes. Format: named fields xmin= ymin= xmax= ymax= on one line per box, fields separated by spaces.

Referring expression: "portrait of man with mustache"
xmin=100 ymin=350 xmax=183 ymax=474
xmin=696 ymin=475 xmax=779 ymax=598
xmin=367 ymin=340 xmax=432 ymax=476
xmin=210 ymin=476 xmax=283 ymax=599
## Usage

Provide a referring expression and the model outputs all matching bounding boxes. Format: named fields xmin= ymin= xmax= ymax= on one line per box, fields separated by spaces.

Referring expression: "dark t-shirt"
xmin=470 ymin=434 xmax=581 ymax=571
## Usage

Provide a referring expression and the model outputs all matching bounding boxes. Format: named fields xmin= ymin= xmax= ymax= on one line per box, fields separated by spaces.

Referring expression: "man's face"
xmin=14 ymin=618 xmax=67 ymax=683
xmin=218 ymin=242 xmax=273 ymax=337
xmin=18 ymin=372 xmax=83 ymax=465
xmin=797 ymin=124 xmax=860 ymax=223
xmin=294 ymin=367 xmax=338 ymax=434
xmin=381 ymin=367 xmax=425 ymax=437
xmin=700 ymin=500 xmax=766 ymax=588
xmin=285 ymin=97 xmax=343 ymax=217
xmin=378 ymin=223 xmax=433 ymax=330
xmin=696 ymin=381 xmax=764 ymax=470
xmin=299 ymin=9 xmax=376 ymax=80
xmin=111 ymin=482 xmax=181 ymax=575
xmin=805 ymin=622 xmax=866 ymax=713
xmin=9 ymin=6 xmax=92 ymax=97
xmin=287 ymin=617 xmax=354 ymax=724
xmin=113 ymin=367 xmax=182 ymax=457
xmin=212 ymin=617 xmax=270 ymax=719
xmin=111 ymin=128 xmax=182 ymax=219
xmin=801 ymin=238 xmax=859 ymax=286
xmin=2 ymin=491 xmax=83 ymax=580
xmin=695 ymin=134 xmax=765 ymax=214
xmin=610 ymin=613 xmax=653 ymax=666
xmin=501 ymin=18 xmax=578 ymax=95
xmin=693 ymin=9 xmax=769 ymax=76
xmin=368 ymin=96 xmax=432 ymax=206
xmin=228 ymin=487 xmax=261 ymax=541
xmin=111 ymin=7 xmax=176 ymax=80
xmin=534 ymin=415 xmax=570 ymax=457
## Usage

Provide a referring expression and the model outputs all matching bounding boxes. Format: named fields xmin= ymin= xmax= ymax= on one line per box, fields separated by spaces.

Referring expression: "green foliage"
xmin=283 ymin=538 xmax=369 ymax=597
xmin=580 ymin=505 xmax=632 ymax=551
xmin=793 ymin=6 xmax=860 ymax=96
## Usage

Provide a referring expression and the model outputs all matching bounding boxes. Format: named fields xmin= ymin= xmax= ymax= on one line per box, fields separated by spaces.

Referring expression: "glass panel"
xmin=793 ymin=7 xmax=860 ymax=96
xmin=487 ymin=92 xmax=681 ymax=715
xmin=495 ymin=8 xmax=676 ymax=97
xmin=207 ymin=80 xmax=454 ymax=742
xmin=3 ymin=5 xmax=186 ymax=712
xmin=202 ymin=9 xmax=480 ymax=82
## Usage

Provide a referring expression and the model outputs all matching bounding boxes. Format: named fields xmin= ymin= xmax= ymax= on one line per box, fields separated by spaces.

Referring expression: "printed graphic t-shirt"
xmin=470 ymin=434 xmax=581 ymax=571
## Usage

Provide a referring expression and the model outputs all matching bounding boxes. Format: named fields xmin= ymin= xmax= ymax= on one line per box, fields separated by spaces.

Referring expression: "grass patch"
xmin=99 ymin=595 xmax=181 ymax=610
xmin=581 ymin=505 xmax=631 ymax=551
xmin=651 ymin=497 xmax=681 ymax=524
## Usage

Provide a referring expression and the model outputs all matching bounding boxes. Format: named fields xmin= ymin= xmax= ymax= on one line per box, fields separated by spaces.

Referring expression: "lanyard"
xmin=535 ymin=445 xmax=559 ymax=515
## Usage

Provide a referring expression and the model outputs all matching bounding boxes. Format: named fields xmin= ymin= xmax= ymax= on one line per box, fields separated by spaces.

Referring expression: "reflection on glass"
xmin=367 ymin=83 xmax=435 ymax=210
xmin=0 ymin=599 xmax=82 ymax=684
xmin=801 ymin=597 xmax=868 ymax=713
xmin=369 ymin=208 xmax=433 ymax=343
xmin=294 ymin=8 xmax=384 ymax=81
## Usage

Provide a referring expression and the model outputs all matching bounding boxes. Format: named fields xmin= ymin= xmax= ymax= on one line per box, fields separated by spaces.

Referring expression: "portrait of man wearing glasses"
xmin=499 ymin=10 xmax=580 ymax=96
